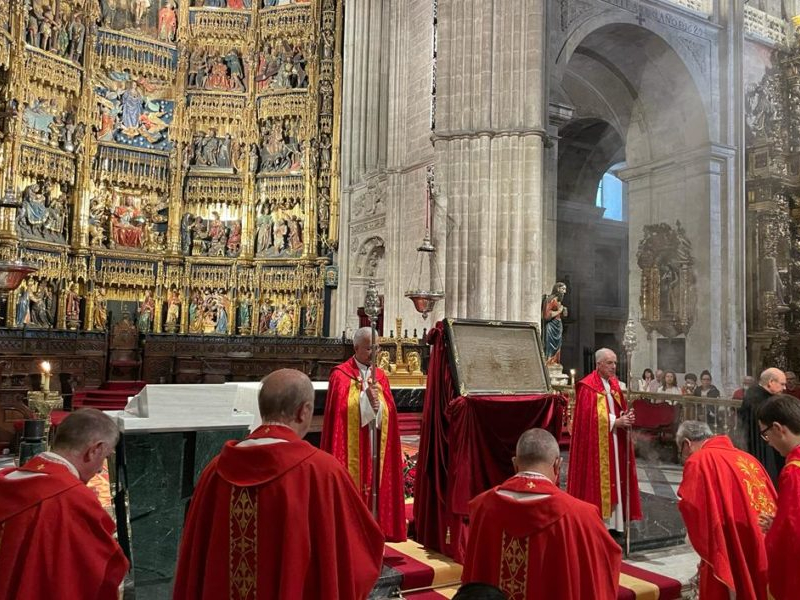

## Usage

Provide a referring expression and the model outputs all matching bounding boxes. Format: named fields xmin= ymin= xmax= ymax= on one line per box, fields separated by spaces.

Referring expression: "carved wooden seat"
xmin=108 ymin=315 xmax=142 ymax=381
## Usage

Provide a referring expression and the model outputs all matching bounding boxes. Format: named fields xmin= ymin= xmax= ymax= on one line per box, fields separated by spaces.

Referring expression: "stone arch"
xmin=354 ymin=236 xmax=385 ymax=279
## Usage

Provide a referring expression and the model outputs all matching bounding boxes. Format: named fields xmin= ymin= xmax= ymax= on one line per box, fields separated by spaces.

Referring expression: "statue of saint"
xmin=542 ymin=282 xmax=568 ymax=367
xmin=165 ymin=289 xmax=180 ymax=328
xmin=93 ymin=287 xmax=108 ymax=330
xmin=137 ymin=289 xmax=155 ymax=333
xmin=65 ymin=282 xmax=82 ymax=328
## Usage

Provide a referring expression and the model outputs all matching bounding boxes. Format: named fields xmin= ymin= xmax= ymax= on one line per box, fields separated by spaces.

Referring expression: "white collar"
xmin=39 ymin=451 xmax=80 ymax=479
xmin=354 ymin=358 xmax=370 ymax=372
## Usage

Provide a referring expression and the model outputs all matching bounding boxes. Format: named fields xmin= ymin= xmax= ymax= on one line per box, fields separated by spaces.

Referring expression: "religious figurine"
xmin=65 ymin=282 xmax=82 ymax=330
xmin=29 ymin=281 xmax=54 ymax=328
xmin=15 ymin=285 xmax=30 ymax=326
xmin=277 ymin=304 xmax=295 ymax=336
xmin=288 ymin=216 xmax=303 ymax=254
xmin=407 ymin=351 xmax=422 ymax=374
xmin=378 ymin=350 xmax=390 ymax=373
xmin=215 ymin=291 xmax=230 ymax=334
xmin=237 ymin=292 xmax=252 ymax=333
xmin=158 ymin=0 xmax=177 ymax=42
xmin=258 ymin=302 xmax=273 ymax=334
xmin=16 ymin=182 xmax=48 ymax=239
xmin=542 ymin=282 xmax=568 ymax=366
xmin=227 ymin=220 xmax=242 ymax=256
xmin=137 ymin=290 xmax=155 ymax=333
xmin=165 ymin=289 xmax=181 ymax=332
xmin=304 ymin=298 xmax=318 ymax=334
xmin=93 ymin=287 xmax=108 ymax=330
xmin=68 ymin=14 xmax=86 ymax=63
xmin=180 ymin=213 xmax=194 ymax=255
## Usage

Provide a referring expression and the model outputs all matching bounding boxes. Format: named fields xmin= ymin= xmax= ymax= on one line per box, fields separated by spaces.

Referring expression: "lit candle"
xmin=41 ymin=361 xmax=51 ymax=393
xmin=570 ymin=369 xmax=576 ymax=387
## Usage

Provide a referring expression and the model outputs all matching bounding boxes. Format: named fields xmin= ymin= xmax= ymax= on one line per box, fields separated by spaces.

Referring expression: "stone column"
xmin=433 ymin=0 xmax=547 ymax=321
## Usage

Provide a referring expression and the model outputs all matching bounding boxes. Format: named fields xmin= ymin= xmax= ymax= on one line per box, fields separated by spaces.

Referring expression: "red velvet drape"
xmin=413 ymin=321 xmax=566 ymax=563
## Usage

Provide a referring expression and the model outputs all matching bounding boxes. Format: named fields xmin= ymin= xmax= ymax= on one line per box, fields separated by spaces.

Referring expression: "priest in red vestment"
xmin=463 ymin=428 xmax=621 ymax=599
xmin=676 ymin=420 xmax=776 ymax=600
xmin=0 ymin=409 xmax=129 ymax=600
xmin=321 ymin=326 xmax=406 ymax=541
xmin=757 ymin=394 xmax=800 ymax=600
xmin=174 ymin=369 xmax=384 ymax=600
xmin=567 ymin=348 xmax=642 ymax=535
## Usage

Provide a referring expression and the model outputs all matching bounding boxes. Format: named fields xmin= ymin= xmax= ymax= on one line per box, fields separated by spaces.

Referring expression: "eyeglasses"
xmin=760 ymin=423 xmax=775 ymax=441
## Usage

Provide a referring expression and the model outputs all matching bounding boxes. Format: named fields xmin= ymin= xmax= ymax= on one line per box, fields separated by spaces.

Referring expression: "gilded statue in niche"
xmin=99 ymin=0 xmax=180 ymax=42
xmin=186 ymin=130 xmax=238 ymax=171
xmin=255 ymin=41 xmax=307 ymax=92
xmin=137 ymin=289 xmax=156 ymax=332
xmin=237 ymin=291 xmax=253 ymax=333
xmin=95 ymin=72 xmax=174 ymax=151
xmin=15 ymin=278 xmax=58 ymax=328
xmin=186 ymin=48 xmax=247 ymax=92
xmin=180 ymin=211 xmax=242 ymax=257
xmin=16 ymin=180 xmax=70 ymax=244
xmin=254 ymin=198 xmax=304 ymax=258
xmin=93 ymin=287 xmax=108 ymax=330
xmin=89 ymin=185 xmax=168 ymax=252
xmin=636 ymin=221 xmax=697 ymax=338
xmin=65 ymin=281 xmax=82 ymax=329
xmin=164 ymin=288 xmax=181 ymax=332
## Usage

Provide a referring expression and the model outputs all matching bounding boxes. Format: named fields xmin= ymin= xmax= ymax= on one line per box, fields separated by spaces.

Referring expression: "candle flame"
xmin=41 ymin=361 xmax=51 ymax=374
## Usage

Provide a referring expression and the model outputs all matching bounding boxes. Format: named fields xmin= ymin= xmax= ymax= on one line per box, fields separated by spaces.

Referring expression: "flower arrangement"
xmin=402 ymin=452 xmax=417 ymax=499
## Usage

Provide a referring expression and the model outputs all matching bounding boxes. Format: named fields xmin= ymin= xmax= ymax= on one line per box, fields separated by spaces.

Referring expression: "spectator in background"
xmin=661 ymin=371 xmax=682 ymax=395
xmin=682 ymin=373 xmax=698 ymax=395
xmin=693 ymin=370 xmax=720 ymax=398
xmin=784 ymin=371 xmax=800 ymax=400
xmin=655 ymin=369 xmax=665 ymax=390
xmin=637 ymin=368 xmax=658 ymax=393
xmin=733 ymin=376 xmax=755 ymax=400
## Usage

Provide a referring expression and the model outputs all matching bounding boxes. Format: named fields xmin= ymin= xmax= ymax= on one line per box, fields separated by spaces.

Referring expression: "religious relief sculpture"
xmin=15 ymin=278 xmax=57 ymax=328
xmin=180 ymin=211 xmax=242 ymax=257
xmin=186 ymin=130 xmax=238 ymax=171
xmin=188 ymin=288 xmax=231 ymax=334
xmin=261 ymin=0 xmax=309 ymax=7
xmin=255 ymin=41 xmax=307 ymax=92
xmin=254 ymin=199 xmax=304 ymax=258
xmin=22 ymin=99 xmax=85 ymax=152
xmin=164 ymin=288 xmax=181 ymax=332
xmin=98 ymin=0 xmax=179 ymax=40
xmin=16 ymin=181 xmax=70 ymax=244
xmin=257 ymin=117 xmax=303 ymax=175
xmin=237 ymin=291 xmax=253 ymax=333
xmin=541 ymin=282 xmax=568 ymax=367
xmin=636 ymin=221 xmax=697 ymax=338
xmin=95 ymin=73 xmax=174 ymax=151
xmin=186 ymin=48 xmax=247 ymax=92
xmin=25 ymin=5 xmax=86 ymax=63
xmin=104 ymin=191 xmax=168 ymax=251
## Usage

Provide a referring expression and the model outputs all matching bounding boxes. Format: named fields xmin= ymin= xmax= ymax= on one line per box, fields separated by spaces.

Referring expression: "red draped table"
xmin=413 ymin=322 xmax=566 ymax=563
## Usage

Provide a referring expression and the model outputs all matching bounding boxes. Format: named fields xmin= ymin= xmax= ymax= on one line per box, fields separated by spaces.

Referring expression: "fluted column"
xmin=433 ymin=0 xmax=547 ymax=321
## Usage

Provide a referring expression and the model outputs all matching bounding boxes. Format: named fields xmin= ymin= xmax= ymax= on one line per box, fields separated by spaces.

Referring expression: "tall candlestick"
xmin=40 ymin=361 xmax=51 ymax=393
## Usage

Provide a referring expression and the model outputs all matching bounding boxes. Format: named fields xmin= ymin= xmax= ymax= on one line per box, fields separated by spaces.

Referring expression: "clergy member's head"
xmin=594 ymin=348 xmax=617 ymax=380
xmin=757 ymin=394 xmax=800 ymax=457
xmin=759 ymin=368 xmax=787 ymax=395
xmin=513 ymin=428 xmax=562 ymax=485
xmin=258 ymin=368 xmax=315 ymax=438
xmin=353 ymin=326 xmax=378 ymax=365
xmin=675 ymin=420 xmax=712 ymax=463
xmin=52 ymin=408 xmax=120 ymax=483
xmin=452 ymin=583 xmax=507 ymax=600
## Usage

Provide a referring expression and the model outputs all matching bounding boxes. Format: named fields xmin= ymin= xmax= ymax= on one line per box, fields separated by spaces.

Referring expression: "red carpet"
xmin=73 ymin=380 xmax=147 ymax=410
xmin=386 ymin=541 xmax=682 ymax=599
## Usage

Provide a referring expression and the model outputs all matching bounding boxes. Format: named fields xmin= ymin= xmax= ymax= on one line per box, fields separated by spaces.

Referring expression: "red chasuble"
xmin=463 ymin=475 xmax=622 ymax=599
xmin=321 ymin=357 xmax=407 ymax=541
xmin=678 ymin=436 xmax=776 ymax=600
xmin=173 ymin=425 xmax=385 ymax=600
xmin=566 ymin=371 xmax=642 ymax=521
xmin=0 ymin=455 xmax=129 ymax=600
xmin=766 ymin=444 xmax=800 ymax=600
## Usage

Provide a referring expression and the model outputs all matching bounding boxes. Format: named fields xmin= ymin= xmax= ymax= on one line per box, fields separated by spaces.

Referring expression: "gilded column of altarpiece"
xmin=0 ymin=0 xmax=340 ymax=337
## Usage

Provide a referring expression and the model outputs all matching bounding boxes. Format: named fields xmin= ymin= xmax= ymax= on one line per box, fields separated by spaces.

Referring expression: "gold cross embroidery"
xmin=526 ymin=481 xmax=535 ymax=489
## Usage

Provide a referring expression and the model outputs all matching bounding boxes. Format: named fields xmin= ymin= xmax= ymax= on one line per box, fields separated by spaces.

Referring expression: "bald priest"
xmin=463 ymin=428 xmax=622 ymax=600
xmin=174 ymin=369 xmax=385 ymax=600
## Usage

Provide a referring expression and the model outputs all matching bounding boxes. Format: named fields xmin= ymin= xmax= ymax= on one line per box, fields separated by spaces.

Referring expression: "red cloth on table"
xmin=173 ymin=424 xmax=384 ymax=600
xmin=567 ymin=371 xmax=642 ymax=522
xmin=413 ymin=322 xmax=566 ymax=563
xmin=321 ymin=357 xmax=406 ymax=541
xmin=677 ymin=435 xmax=776 ymax=600
xmin=766 ymin=444 xmax=800 ymax=600
xmin=463 ymin=475 xmax=621 ymax=599
xmin=0 ymin=455 xmax=129 ymax=600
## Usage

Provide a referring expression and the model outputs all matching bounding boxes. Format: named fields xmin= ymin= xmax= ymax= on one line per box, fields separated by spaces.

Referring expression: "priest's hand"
xmin=758 ymin=512 xmax=774 ymax=533
xmin=615 ymin=410 xmax=635 ymax=430
xmin=366 ymin=379 xmax=380 ymax=411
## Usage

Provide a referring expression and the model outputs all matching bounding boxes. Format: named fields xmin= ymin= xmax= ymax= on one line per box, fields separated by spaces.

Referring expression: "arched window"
xmin=595 ymin=167 xmax=626 ymax=222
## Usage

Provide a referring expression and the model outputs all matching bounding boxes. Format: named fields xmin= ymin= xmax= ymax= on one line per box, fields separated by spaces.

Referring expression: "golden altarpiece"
xmin=0 ymin=0 xmax=341 ymax=342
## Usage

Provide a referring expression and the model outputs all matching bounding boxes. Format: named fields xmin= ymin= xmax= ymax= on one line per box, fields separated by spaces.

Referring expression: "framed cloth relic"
xmin=443 ymin=318 xmax=551 ymax=395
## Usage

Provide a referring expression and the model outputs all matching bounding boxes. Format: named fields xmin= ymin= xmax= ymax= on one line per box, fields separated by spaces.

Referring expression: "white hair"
xmin=353 ymin=326 xmax=374 ymax=348
xmin=675 ymin=420 xmax=713 ymax=448
xmin=595 ymin=348 xmax=615 ymax=363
